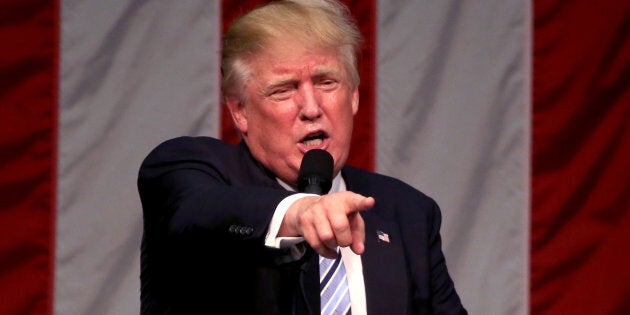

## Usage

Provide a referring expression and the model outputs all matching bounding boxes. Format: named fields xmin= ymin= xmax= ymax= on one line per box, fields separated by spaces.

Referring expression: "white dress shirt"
xmin=265 ymin=174 xmax=367 ymax=315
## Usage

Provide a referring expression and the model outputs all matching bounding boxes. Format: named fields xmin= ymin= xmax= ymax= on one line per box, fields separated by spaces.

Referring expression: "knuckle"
xmin=319 ymin=230 xmax=335 ymax=242
xmin=331 ymin=221 xmax=350 ymax=233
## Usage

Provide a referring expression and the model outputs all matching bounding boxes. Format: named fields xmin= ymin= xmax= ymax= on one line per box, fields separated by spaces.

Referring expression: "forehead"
xmin=248 ymin=40 xmax=344 ymax=76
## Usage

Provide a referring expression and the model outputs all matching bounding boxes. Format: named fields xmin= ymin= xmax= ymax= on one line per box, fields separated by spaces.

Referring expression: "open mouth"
xmin=300 ymin=131 xmax=328 ymax=148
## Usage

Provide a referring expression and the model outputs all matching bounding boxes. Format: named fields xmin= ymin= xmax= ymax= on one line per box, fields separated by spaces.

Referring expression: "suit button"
xmin=238 ymin=227 xmax=249 ymax=235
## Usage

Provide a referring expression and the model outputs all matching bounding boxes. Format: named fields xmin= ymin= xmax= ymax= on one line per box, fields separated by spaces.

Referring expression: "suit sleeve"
xmin=138 ymin=137 xmax=294 ymax=248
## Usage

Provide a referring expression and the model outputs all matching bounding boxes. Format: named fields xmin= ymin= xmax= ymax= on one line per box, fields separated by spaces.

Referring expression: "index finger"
xmin=345 ymin=194 xmax=375 ymax=214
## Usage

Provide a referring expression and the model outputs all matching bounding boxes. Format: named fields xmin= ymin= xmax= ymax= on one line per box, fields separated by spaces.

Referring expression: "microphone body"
xmin=297 ymin=149 xmax=334 ymax=195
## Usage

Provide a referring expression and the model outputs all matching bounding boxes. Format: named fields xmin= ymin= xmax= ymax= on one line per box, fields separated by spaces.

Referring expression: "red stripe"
xmin=532 ymin=0 xmax=630 ymax=313
xmin=0 ymin=0 xmax=58 ymax=314
xmin=220 ymin=0 xmax=265 ymax=145
xmin=220 ymin=0 xmax=376 ymax=171
xmin=343 ymin=0 xmax=376 ymax=172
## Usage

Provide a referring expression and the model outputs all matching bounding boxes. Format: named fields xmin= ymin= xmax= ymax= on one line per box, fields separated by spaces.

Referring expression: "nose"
xmin=298 ymin=84 xmax=322 ymax=121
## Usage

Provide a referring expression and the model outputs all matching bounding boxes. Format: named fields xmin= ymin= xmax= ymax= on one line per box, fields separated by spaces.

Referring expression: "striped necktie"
xmin=319 ymin=251 xmax=352 ymax=315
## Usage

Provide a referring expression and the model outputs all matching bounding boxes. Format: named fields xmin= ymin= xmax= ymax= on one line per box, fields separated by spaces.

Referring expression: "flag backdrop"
xmin=1 ymin=0 xmax=629 ymax=314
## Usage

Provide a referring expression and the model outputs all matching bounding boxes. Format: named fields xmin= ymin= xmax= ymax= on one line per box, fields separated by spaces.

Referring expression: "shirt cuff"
xmin=265 ymin=192 xmax=316 ymax=248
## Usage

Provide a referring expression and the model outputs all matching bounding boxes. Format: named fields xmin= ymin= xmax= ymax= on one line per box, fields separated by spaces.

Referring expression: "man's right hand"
xmin=279 ymin=191 xmax=375 ymax=258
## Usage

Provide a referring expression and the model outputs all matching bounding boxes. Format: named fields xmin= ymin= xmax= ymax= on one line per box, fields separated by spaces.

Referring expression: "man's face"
xmin=226 ymin=41 xmax=359 ymax=186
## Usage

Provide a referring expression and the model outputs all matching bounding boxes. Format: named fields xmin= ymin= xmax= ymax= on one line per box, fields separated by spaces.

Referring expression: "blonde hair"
xmin=221 ymin=0 xmax=363 ymax=100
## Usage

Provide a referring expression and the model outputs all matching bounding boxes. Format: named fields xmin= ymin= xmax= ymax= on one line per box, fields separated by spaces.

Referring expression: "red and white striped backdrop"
xmin=1 ymin=0 xmax=629 ymax=314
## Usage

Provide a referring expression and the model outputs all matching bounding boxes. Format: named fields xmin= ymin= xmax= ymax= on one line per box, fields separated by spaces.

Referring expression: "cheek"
xmin=249 ymin=107 xmax=297 ymax=141
xmin=331 ymin=101 xmax=356 ymax=126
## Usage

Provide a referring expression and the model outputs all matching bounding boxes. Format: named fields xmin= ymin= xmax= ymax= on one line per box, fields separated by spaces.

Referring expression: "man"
xmin=138 ymin=0 xmax=467 ymax=314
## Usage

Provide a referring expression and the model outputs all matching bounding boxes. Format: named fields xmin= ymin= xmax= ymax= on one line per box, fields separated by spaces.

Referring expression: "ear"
xmin=351 ymin=88 xmax=359 ymax=115
xmin=225 ymin=96 xmax=248 ymax=134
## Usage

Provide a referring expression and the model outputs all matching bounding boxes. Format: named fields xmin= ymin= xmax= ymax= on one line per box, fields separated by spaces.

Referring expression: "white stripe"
xmin=57 ymin=1 xmax=221 ymax=314
xmin=376 ymin=0 xmax=530 ymax=314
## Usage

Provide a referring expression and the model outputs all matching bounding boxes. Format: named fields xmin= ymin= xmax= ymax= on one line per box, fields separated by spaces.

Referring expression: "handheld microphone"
xmin=297 ymin=149 xmax=333 ymax=195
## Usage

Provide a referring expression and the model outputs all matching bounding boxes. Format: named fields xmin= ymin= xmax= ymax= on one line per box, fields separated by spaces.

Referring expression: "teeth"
xmin=303 ymin=138 xmax=323 ymax=147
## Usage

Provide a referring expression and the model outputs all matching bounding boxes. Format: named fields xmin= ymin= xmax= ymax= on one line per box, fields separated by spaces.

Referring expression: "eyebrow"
xmin=312 ymin=66 xmax=342 ymax=78
xmin=263 ymin=77 xmax=298 ymax=93
xmin=262 ymin=66 xmax=344 ymax=91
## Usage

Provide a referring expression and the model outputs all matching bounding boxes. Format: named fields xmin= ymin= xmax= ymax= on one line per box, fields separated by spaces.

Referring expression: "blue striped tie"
xmin=319 ymin=250 xmax=351 ymax=315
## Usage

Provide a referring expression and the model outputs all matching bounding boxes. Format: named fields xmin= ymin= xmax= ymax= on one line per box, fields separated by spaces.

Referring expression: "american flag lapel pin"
xmin=377 ymin=230 xmax=390 ymax=243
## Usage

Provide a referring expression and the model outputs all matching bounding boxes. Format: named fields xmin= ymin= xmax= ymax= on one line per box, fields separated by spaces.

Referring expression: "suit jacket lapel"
xmin=343 ymin=167 xmax=410 ymax=315
xmin=362 ymin=211 xmax=409 ymax=315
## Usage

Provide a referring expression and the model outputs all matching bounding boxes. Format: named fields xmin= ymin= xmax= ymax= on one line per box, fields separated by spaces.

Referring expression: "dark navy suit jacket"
xmin=138 ymin=136 xmax=466 ymax=314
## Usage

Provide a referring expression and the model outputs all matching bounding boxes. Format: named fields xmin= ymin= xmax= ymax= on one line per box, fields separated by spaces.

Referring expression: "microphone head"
xmin=297 ymin=149 xmax=334 ymax=195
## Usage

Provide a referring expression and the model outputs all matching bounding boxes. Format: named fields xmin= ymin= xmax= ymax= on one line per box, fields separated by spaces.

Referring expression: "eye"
xmin=317 ymin=78 xmax=339 ymax=90
xmin=268 ymin=86 xmax=295 ymax=101
xmin=321 ymin=79 xmax=335 ymax=86
xmin=273 ymin=87 xmax=289 ymax=95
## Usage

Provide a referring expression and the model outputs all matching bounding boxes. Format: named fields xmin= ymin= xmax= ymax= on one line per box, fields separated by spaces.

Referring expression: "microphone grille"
xmin=297 ymin=149 xmax=334 ymax=193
